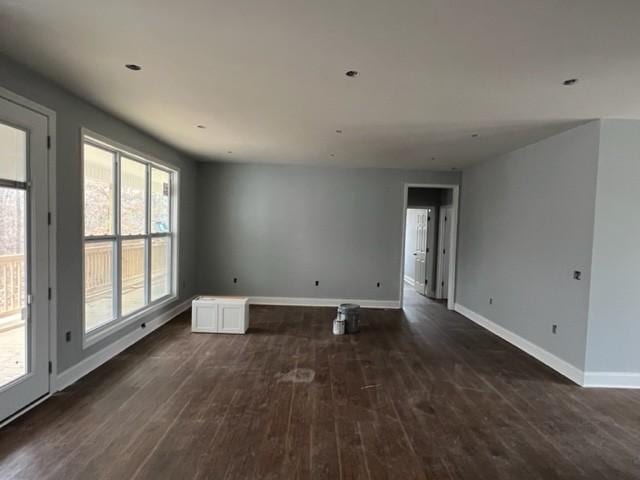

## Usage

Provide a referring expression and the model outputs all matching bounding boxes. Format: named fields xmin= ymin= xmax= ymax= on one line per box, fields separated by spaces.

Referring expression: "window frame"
xmin=81 ymin=128 xmax=179 ymax=348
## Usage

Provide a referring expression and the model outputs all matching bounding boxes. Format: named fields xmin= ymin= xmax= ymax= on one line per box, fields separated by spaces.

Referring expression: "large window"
xmin=83 ymin=133 xmax=177 ymax=341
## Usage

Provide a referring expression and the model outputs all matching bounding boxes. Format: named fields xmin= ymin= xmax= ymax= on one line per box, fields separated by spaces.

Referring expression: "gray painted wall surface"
xmin=196 ymin=162 xmax=459 ymax=301
xmin=0 ymin=55 xmax=198 ymax=372
xmin=586 ymin=120 xmax=640 ymax=373
xmin=456 ymin=121 xmax=600 ymax=370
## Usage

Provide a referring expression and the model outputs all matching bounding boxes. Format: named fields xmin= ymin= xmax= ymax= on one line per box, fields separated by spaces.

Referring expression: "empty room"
xmin=1 ymin=1 xmax=640 ymax=479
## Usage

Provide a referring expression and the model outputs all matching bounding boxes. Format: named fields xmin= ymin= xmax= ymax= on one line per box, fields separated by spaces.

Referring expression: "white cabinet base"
xmin=192 ymin=296 xmax=249 ymax=334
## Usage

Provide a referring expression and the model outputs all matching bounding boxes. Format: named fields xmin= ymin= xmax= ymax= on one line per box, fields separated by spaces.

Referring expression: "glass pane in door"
xmin=0 ymin=123 xmax=27 ymax=182
xmin=0 ymin=123 xmax=28 ymax=388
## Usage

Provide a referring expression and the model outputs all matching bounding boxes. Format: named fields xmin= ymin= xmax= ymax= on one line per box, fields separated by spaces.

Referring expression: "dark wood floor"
xmin=2 ymin=290 xmax=640 ymax=479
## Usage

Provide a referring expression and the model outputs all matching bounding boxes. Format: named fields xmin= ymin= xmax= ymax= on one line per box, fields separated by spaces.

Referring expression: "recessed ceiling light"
xmin=471 ymin=133 xmax=479 ymax=138
xmin=125 ymin=64 xmax=142 ymax=71
xmin=196 ymin=125 xmax=206 ymax=129
xmin=345 ymin=70 xmax=359 ymax=77
xmin=227 ymin=151 xmax=233 ymax=154
xmin=563 ymin=78 xmax=579 ymax=86
xmin=335 ymin=129 xmax=343 ymax=134
xmin=330 ymin=153 xmax=335 ymax=157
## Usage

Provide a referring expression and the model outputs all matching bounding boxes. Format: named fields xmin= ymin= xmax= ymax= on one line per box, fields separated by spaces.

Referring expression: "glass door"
xmin=0 ymin=94 xmax=49 ymax=422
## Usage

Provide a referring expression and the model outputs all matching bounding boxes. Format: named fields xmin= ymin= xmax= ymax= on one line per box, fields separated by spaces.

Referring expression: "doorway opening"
xmin=400 ymin=184 xmax=459 ymax=310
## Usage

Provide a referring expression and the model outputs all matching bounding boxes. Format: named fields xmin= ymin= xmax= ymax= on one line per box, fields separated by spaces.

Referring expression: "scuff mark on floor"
xmin=276 ymin=368 xmax=316 ymax=383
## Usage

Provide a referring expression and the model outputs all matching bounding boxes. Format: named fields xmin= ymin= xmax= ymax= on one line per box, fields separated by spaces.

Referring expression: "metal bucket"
xmin=338 ymin=303 xmax=360 ymax=334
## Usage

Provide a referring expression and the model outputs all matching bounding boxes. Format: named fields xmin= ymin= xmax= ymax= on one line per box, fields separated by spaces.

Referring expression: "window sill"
xmin=82 ymin=295 xmax=177 ymax=350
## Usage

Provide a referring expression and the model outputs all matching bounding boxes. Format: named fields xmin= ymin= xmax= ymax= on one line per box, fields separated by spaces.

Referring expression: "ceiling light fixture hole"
xmin=471 ymin=133 xmax=479 ymax=138
xmin=563 ymin=78 xmax=579 ymax=86
xmin=125 ymin=64 xmax=142 ymax=71
xmin=196 ymin=125 xmax=206 ymax=129
xmin=345 ymin=70 xmax=359 ymax=77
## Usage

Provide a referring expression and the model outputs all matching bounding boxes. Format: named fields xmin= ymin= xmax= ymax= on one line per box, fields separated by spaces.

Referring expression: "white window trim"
xmin=81 ymin=128 xmax=180 ymax=349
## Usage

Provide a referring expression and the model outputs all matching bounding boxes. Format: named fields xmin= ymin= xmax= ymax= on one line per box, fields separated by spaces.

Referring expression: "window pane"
xmin=120 ymin=157 xmax=147 ymax=235
xmin=151 ymin=168 xmax=170 ymax=233
xmin=84 ymin=241 xmax=115 ymax=332
xmin=0 ymin=122 xmax=27 ymax=183
xmin=84 ymin=143 xmax=114 ymax=236
xmin=122 ymin=239 xmax=146 ymax=315
xmin=0 ymin=187 xmax=27 ymax=386
xmin=151 ymin=237 xmax=171 ymax=300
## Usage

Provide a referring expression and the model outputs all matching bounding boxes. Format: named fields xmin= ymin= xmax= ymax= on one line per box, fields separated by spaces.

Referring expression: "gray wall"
xmin=456 ymin=121 xmax=600 ymax=370
xmin=0 ymin=55 xmax=198 ymax=372
xmin=585 ymin=120 xmax=640 ymax=373
xmin=196 ymin=162 xmax=459 ymax=301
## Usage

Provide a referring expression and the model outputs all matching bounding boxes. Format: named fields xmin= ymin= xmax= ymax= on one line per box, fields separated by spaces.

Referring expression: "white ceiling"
xmin=1 ymin=0 xmax=640 ymax=169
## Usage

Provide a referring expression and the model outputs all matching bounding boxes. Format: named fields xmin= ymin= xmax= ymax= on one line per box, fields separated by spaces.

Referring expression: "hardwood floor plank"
xmin=2 ymin=293 xmax=640 ymax=479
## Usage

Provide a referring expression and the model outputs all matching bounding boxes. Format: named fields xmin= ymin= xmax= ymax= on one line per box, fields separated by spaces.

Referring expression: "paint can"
xmin=333 ymin=317 xmax=345 ymax=335
xmin=338 ymin=303 xmax=360 ymax=333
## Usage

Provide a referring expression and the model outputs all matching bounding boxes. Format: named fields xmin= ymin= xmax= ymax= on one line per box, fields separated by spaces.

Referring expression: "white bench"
xmin=191 ymin=296 xmax=249 ymax=334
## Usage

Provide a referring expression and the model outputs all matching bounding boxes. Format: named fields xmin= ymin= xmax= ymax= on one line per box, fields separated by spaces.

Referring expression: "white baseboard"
xmin=55 ymin=296 xmax=194 ymax=391
xmin=582 ymin=372 xmax=640 ymax=389
xmin=250 ymin=296 xmax=400 ymax=309
xmin=403 ymin=275 xmax=415 ymax=287
xmin=454 ymin=303 xmax=585 ymax=386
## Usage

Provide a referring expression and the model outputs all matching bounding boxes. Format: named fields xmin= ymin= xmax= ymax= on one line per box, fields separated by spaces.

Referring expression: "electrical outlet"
xmin=376 ymin=282 xmax=381 ymax=288
xmin=65 ymin=331 xmax=71 ymax=342
xmin=552 ymin=324 xmax=558 ymax=334
xmin=233 ymin=278 xmax=238 ymax=284
xmin=315 ymin=280 xmax=319 ymax=286
xmin=141 ymin=323 xmax=146 ymax=329
xmin=489 ymin=297 xmax=493 ymax=305
xmin=573 ymin=271 xmax=582 ymax=280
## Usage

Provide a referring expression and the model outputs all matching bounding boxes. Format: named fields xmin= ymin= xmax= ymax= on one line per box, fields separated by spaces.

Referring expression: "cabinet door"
xmin=193 ymin=305 xmax=218 ymax=332
xmin=219 ymin=305 xmax=244 ymax=334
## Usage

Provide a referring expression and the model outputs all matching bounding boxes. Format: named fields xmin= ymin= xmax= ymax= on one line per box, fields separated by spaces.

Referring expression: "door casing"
xmin=399 ymin=184 xmax=459 ymax=310
xmin=0 ymin=86 xmax=56 ymax=428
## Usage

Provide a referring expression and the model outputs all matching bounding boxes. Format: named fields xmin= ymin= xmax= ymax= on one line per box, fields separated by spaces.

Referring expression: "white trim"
xmin=82 ymin=294 xmax=177 ymax=349
xmin=250 ymin=296 xmax=400 ymax=309
xmin=582 ymin=372 xmax=640 ymax=389
xmin=399 ymin=183 xmax=460 ymax=310
xmin=454 ymin=303 xmax=585 ymax=386
xmin=56 ymin=296 xmax=194 ymax=391
xmin=403 ymin=275 xmax=415 ymax=287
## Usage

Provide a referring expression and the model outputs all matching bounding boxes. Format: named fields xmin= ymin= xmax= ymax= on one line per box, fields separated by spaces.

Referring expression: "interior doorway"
xmin=400 ymin=184 xmax=459 ymax=310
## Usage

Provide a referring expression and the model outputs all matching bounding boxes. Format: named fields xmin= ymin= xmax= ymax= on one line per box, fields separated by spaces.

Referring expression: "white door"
xmin=413 ymin=210 xmax=428 ymax=295
xmin=424 ymin=208 xmax=437 ymax=297
xmin=0 ymin=95 xmax=50 ymax=422
xmin=436 ymin=205 xmax=452 ymax=299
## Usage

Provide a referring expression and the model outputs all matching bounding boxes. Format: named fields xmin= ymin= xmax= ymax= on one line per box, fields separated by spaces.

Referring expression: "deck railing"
xmin=0 ymin=255 xmax=25 ymax=320
xmin=0 ymin=242 xmax=169 ymax=320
